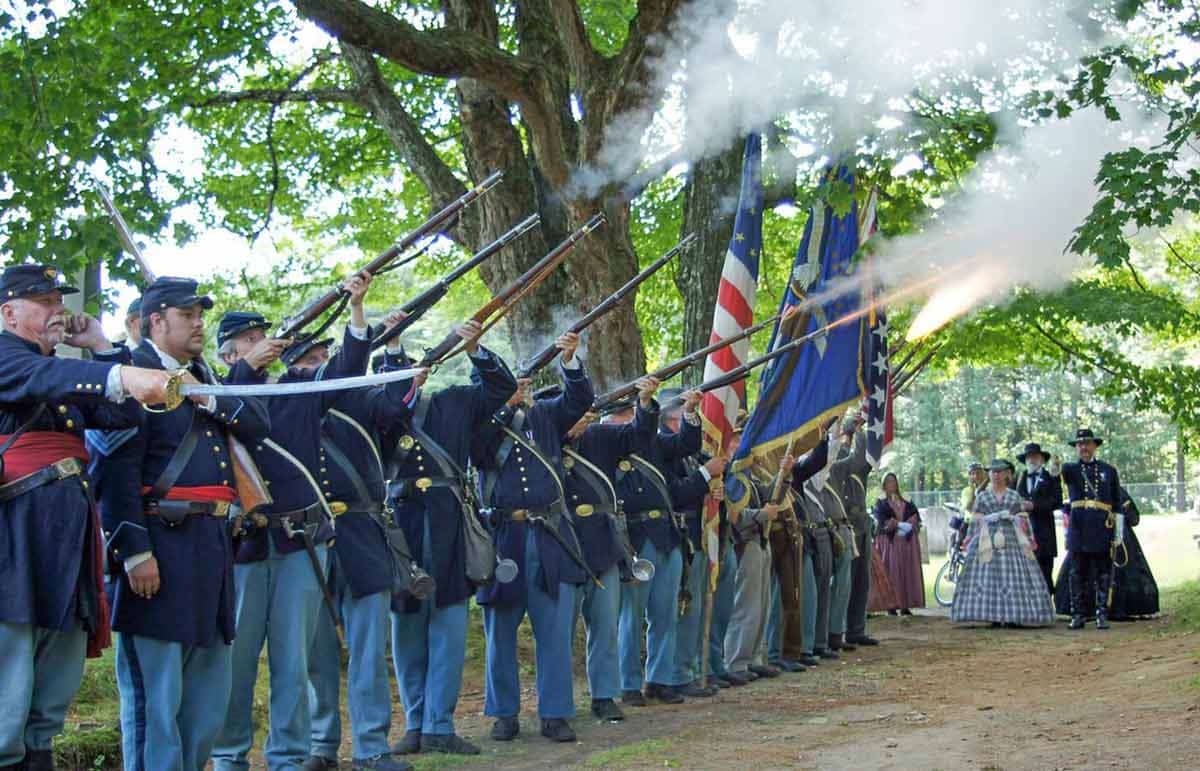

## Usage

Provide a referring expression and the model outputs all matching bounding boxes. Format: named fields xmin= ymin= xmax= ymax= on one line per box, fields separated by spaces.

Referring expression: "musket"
xmin=517 ymin=233 xmax=695 ymax=379
xmin=276 ymin=170 xmax=503 ymax=341
xmin=663 ymin=306 xmax=877 ymax=409
xmin=418 ymin=213 xmax=606 ymax=367
xmin=92 ymin=179 xmax=156 ymax=285
xmin=593 ymin=308 xmax=791 ymax=412
xmin=893 ymin=342 xmax=943 ymax=397
xmin=371 ymin=213 xmax=541 ymax=351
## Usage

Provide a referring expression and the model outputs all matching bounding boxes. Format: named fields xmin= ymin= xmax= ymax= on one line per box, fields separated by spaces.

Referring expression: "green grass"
xmin=585 ymin=738 xmax=680 ymax=768
xmin=1164 ymin=580 xmax=1200 ymax=633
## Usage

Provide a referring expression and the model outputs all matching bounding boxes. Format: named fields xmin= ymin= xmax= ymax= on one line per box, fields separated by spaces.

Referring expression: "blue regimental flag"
xmin=733 ymin=166 xmax=876 ymax=469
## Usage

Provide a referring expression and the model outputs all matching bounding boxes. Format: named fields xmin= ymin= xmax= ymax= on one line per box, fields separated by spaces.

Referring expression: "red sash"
xmin=0 ymin=432 xmax=110 ymax=657
xmin=141 ymin=484 xmax=237 ymax=503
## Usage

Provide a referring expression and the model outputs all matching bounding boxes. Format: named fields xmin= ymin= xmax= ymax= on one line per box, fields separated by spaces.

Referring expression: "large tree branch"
xmin=291 ymin=0 xmax=536 ymax=103
xmin=548 ymin=0 xmax=598 ymax=87
xmin=341 ymin=43 xmax=468 ymax=227
xmin=190 ymin=87 xmax=359 ymax=108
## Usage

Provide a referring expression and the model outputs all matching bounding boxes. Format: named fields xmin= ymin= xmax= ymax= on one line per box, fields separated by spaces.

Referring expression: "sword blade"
xmin=180 ymin=367 xmax=424 ymax=399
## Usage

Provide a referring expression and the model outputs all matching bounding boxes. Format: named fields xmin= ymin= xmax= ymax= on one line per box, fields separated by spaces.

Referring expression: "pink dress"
xmin=872 ymin=496 xmax=926 ymax=610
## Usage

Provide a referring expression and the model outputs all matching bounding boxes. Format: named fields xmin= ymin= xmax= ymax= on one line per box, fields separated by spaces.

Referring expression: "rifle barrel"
xmin=419 ymin=213 xmax=605 ymax=367
xmin=594 ymin=309 xmax=783 ymax=410
xmin=277 ymin=170 xmax=503 ymax=340
xmin=371 ymin=213 xmax=540 ymax=350
xmin=517 ymin=233 xmax=694 ymax=379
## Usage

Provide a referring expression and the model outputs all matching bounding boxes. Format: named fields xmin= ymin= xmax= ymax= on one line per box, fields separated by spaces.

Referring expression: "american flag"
xmin=700 ymin=133 xmax=762 ymax=588
xmin=858 ymin=192 xmax=891 ymax=466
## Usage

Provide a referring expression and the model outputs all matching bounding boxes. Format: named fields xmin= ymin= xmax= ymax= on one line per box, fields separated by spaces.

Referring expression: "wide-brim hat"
xmin=1016 ymin=442 xmax=1048 ymax=464
xmin=1067 ymin=428 xmax=1103 ymax=447
xmin=966 ymin=461 xmax=984 ymax=473
xmin=282 ymin=337 xmax=333 ymax=367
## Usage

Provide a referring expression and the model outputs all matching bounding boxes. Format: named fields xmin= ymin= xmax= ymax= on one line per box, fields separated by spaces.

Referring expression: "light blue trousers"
xmin=391 ymin=513 xmax=467 ymax=737
xmin=707 ymin=547 xmax=736 ymax=679
xmin=765 ymin=575 xmax=784 ymax=665
xmin=212 ymin=541 xmax=327 ymax=771
xmin=0 ymin=622 xmax=85 ymax=766
xmin=484 ymin=528 xmax=578 ymax=719
xmin=618 ymin=541 xmax=682 ymax=690
xmin=116 ymin=633 xmax=232 ymax=771
xmin=829 ymin=543 xmax=853 ymax=637
xmin=574 ymin=563 xmax=622 ymax=700
xmin=670 ymin=549 xmax=709 ymax=686
xmin=309 ymin=566 xmax=392 ymax=761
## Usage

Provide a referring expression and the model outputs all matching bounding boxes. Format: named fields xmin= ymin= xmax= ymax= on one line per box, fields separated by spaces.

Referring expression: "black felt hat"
xmin=1017 ymin=442 xmax=1049 ymax=464
xmin=1067 ymin=428 xmax=1103 ymax=447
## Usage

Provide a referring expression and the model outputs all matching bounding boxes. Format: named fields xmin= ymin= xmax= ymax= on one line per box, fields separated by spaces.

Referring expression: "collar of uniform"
xmin=147 ymin=338 xmax=185 ymax=370
xmin=0 ymin=329 xmax=42 ymax=355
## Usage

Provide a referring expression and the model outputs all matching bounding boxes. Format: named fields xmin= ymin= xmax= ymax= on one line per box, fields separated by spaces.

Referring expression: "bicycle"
xmin=933 ymin=508 xmax=968 ymax=607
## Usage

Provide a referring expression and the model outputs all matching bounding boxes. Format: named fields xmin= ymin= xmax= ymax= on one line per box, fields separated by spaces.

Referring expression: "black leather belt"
xmin=327 ymin=500 xmax=385 ymax=515
xmin=0 ymin=458 xmax=83 ymax=503
xmin=570 ymin=503 xmax=615 ymax=518
xmin=625 ymin=509 xmax=667 ymax=523
xmin=144 ymin=499 xmax=232 ymax=526
xmin=265 ymin=502 xmax=325 ymax=528
xmin=391 ymin=476 xmax=462 ymax=499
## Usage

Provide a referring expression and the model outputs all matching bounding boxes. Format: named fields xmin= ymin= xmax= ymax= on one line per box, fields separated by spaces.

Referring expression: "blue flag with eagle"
xmin=733 ymin=165 xmax=878 ymax=469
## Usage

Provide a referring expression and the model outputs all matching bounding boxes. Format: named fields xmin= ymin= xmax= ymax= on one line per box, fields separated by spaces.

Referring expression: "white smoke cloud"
xmin=576 ymin=0 xmax=1115 ymax=195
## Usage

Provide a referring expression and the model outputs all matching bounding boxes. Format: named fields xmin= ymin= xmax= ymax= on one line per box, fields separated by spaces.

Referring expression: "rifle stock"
xmin=419 ymin=213 xmax=606 ymax=367
xmin=277 ymin=170 xmax=503 ymax=340
xmin=228 ymin=434 xmax=272 ymax=517
xmin=517 ymin=233 xmax=695 ymax=379
xmin=371 ymin=213 xmax=541 ymax=351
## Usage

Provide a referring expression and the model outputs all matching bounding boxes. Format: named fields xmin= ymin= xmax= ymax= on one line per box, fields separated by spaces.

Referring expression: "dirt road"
xmin=401 ymin=611 xmax=1200 ymax=770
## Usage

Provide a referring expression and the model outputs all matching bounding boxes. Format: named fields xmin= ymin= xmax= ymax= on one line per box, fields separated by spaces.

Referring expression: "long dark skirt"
xmin=1053 ymin=522 xmax=1159 ymax=619
xmin=876 ymin=531 xmax=925 ymax=610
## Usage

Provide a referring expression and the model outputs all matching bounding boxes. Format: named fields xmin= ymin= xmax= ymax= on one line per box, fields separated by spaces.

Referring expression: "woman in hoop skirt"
xmin=951 ymin=459 xmax=1055 ymax=627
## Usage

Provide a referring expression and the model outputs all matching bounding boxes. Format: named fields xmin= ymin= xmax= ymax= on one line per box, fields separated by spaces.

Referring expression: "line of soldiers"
xmin=0 ymin=265 xmax=883 ymax=771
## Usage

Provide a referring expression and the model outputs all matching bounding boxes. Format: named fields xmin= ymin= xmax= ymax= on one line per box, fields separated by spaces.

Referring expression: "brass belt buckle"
xmin=415 ymin=477 xmax=433 ymax=492
xmin=511 ymin=509 xmax=529 ymax=521
xmin=647 ymin=509 xmax=661 ymax=520
xmin=575 ymin=504 xmax=594 ymax=517
xmin=212 ymin=501 xmax=231 ymax=518
xmin=53 ymin=457 xmax=80 ymax=478
xmin=329 ymin=501 xmax=349 ymax=516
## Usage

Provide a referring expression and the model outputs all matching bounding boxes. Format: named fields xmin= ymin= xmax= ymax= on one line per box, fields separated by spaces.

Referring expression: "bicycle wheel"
xmin=933 ymin=557 xmax=958 ymax=607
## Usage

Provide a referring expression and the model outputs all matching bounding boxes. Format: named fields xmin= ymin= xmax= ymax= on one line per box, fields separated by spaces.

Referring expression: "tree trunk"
xmin=677 ymin=138 xmax=745 ymax=385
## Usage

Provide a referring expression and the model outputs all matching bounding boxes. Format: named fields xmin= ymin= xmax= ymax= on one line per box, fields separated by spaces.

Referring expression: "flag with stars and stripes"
xmin=859 ymin=204 xmax=893 ymax=467
xmin=733 ymin=166 xmax=877 ymax=472
xmin=699 ymin=133 xmax=762 ymax=590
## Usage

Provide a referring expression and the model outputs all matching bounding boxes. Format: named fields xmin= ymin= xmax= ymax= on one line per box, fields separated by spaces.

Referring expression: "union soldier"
xmin=561 ymin=377 xmax=661 ymax=722
xmin=123 ymin=296 xmax=143 ymax=347
xmin=0 ymin=265 xmax=170 ymax=771
xmin=615 ymin=389 xmax=720 ymax=705
xmin=384 ymin=321 xmax=513 ymax=757
xmin=823 ymin=429 xmax=860 ymax=652
xmin=830 ymin=418 xmax=880 ymax=647
xmin=99 ymin=276 xmax=272 ymax=771
xmin=302 ymin=310 xmax=427 ymax=771
xmin=723 ymin=430 xmax=795 ymax=682
xmin=211 ymin=273 xmax=375 ymax=770
xmin=668 ymin=405 xmax=727 ymax=700
xmin=474 ymin=333 xmax=593 ymax=743
xmin=761 ymin=479 xmax=806 ymax=671
xmin=1061 ymin=429 xmax=1122 ymax=630
xmin=789 ymin=434 xmax=832 ymax=666
xmin=1015 ymin=442 xmax=1063 ymax=593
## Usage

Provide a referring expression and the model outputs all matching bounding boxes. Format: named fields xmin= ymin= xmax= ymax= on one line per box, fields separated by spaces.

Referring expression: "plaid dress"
xmin=950 ymin=487 xmax=1055 ymax=626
